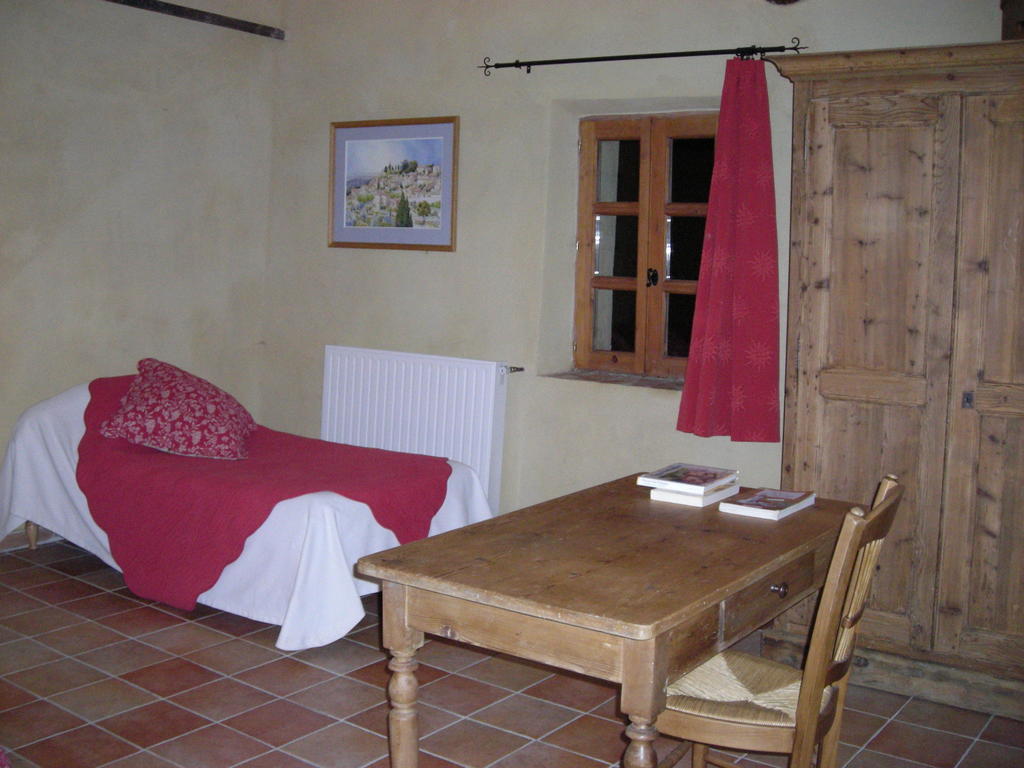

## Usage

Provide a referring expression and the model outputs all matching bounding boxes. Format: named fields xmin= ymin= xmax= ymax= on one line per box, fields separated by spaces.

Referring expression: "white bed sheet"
xmin=0 ymin=385 xmax=493 ymax=650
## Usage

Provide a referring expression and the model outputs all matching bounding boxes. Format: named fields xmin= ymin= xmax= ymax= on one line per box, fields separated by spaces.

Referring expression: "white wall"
xmin=2 ymin=0 xmax=1000 ymax=514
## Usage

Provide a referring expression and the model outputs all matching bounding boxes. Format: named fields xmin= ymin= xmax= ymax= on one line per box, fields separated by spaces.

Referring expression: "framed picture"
xmin=329 ymin=116 xmax=459 ymax=251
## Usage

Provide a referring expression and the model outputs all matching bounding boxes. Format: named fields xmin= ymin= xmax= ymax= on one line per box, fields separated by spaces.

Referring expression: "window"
xmin=573 ymin=113 xmax=716 ymax=380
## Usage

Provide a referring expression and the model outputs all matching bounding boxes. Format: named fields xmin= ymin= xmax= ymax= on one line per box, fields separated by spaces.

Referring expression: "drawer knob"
xmin=770 ymin=582 xmax=789 ymax=599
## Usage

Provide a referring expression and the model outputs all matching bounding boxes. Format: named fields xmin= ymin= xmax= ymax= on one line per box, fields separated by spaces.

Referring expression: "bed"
xmin=0 ymin=362 xmax=493 ymax=651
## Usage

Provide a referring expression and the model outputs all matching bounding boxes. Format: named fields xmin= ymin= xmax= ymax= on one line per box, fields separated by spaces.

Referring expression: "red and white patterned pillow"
xmin=100 ymin=358 xmax=257 ymax=459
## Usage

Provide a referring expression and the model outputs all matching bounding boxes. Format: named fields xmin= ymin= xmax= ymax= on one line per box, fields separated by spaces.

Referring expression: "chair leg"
xmin=691 ymin=743 xmax=708 ymax=768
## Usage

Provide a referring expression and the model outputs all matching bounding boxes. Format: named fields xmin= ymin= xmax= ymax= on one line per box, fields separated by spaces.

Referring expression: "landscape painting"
xmin=330 ymin=117 xmax=458 ymax=251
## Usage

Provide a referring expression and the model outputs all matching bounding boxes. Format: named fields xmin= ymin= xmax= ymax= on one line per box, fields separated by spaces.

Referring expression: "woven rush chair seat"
xmin=666 ymin=650 xmax=834 ymax=728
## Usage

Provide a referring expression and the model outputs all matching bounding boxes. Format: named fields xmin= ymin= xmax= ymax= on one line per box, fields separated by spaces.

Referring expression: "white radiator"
xmin=321 ymin=346 xmax=508 ymax=511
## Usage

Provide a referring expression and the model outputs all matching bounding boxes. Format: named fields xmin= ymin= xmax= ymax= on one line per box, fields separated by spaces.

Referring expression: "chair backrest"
xmin=791 ymin=474 xmax=904 ymax=740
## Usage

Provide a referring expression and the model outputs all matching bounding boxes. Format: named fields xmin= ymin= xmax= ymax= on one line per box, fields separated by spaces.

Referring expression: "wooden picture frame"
xmin=329 ymin=116 xmax=459 ymax=251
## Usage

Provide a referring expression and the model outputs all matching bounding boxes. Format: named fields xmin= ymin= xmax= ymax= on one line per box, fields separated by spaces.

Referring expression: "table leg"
xmin=387 ymin=649 xmax=419 ymax=768
xmin=623 ymin=715 xmax=658 ymax=768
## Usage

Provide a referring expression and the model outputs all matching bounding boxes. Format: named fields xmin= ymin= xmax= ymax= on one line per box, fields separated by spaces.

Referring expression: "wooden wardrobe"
xmin=766 ymin=41 xmax=1024 ymax=719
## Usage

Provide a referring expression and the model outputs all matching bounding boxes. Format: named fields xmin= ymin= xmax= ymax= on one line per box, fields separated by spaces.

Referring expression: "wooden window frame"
xmin=573 ymin=112 xmax=718 ymax=380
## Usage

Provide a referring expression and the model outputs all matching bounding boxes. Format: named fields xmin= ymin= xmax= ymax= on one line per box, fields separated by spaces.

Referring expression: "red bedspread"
xmin=76 ymin=376 xmax=452 ymax=609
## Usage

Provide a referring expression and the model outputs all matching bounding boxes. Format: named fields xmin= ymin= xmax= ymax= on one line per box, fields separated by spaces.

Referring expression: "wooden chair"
xmin=655 ymin=475 xmax=904 ymax=768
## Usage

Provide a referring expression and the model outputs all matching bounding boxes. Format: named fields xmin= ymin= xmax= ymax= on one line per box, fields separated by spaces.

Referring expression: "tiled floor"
xmin=1 ymin=541 xmax=1022 ymax=768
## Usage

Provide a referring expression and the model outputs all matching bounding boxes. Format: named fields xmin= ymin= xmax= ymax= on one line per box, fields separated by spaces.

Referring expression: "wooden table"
xmin=357 ymin=475 xmax=850 ymax=768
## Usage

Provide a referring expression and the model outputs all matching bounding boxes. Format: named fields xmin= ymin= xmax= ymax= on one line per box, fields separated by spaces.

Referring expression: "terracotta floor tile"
xmin=196 ymin=610 xmax=271 ymax=637
xmin=4 ymin=656 xmax=106 ymax=697
xmin=0 ymin=565 xmax=68 ymax=590
xmin=844 ymin=684 xmax=911 ymax=718
xmin=0 ymin=637 xmax=62 ymax=674
xmin=896 ymin=698 xmax=990 ymax=737
xmin=418 ymin=673 xmax=511 ymax=716
xmin=150 ymin=723 xmax=268 ymax=768
xmin=0 ymin=589 xmax=46 ymax=618
xmin=103 ymin=752 xmax=179 ymax=767
xmin=283 ymin=721 xmax=388 ymax=768
xmin=839 ymin=708 xmax=889 ymax=747
xmin=421 ymin=719 xmax=530 ymax=767
xmin=0 ymin=605 xmax=85 ymax=636
xmin=0 ymin=699 xmax=86 ymax=748
xmin=957 ymin=739 xmax=1024 ymax=768
xmin=542 ymin=713 xmax=629 ymax=763
xmin=365 ymin=753 xmax=463 ymax=768
xmin=235 ymin=656 xmax=336 ymax=696
xmin=17 ymin=724 xmax=136 ymax=768
xmin=845 ymin=749 xmax=935 ymax=767
xmin=473 ymin=692 xmax=580 ymax=738
xmin=981 ymin=714 xmax=1024 ymax=749
xmin=141 ymin=622 xmax=231 ymax=655
xmin=60 ymin=591 xmax=142 ymax=620
xmin=24 ymin=577 xmax=101 ymax=604
xmin=13 ymin=542 xmax=81 ymax=565
xmin=415 ymin=638 xmax=494 ymax=672
xmin=99 ymin=700 xmax=211 ymax=748
xmin=489 ymin=741 xmax=608 ymax=767
xmin=98 ymin=606 xmax=186 ymax=636
xmin=866 ymin=720 xmax=973 ymax=768
xmin=0 ymin=553 xmax=30 ymax=573
xmin=169 ymin=677 xmax=273 ymax=720
xmin=0 ymin=624 xmax=22 ymax=643
xmin=184 ymin=637 xmax=282 ymax=675
xmin=236 ymin=751 xmax=322 ymax=768
xmin=35 ymin=618 xmax=125 ymax=654
xmin=0 ymin=678 xmax=35 ymax=711
xmin=287 ymin=675 xmax=386 ymax=719
xmin=458 ymin=654 xmax=555 ymax=691
xmin=523 ymin=672 xmax=618 ymax=712
xmin=120 ymin=657 xmax=220 ymax=696
xmin=346 ymin=658 xmax=448 ymax=689
xmin=48 ymin=553 xmax=108 ymax=576
xmin=76 ymin=568 xmax=127 ymax=590
xmin=346 ymin=700 xmax=459 ymax=739
xmin=76 ymin=639 xmax=172 ymax=675
xmin=293 ymin=637 xmax=387 ymax=675
xmin=224 ymin=699 xmax=336 ymax=746
xmin=50 ymin=677 xmax=158 ymax=721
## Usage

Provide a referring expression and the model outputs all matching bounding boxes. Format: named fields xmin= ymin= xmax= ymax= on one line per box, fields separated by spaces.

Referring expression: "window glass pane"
xmin=597 ymin=140 xmax=640 ymax=202
xmin=665 ymin=216 xmax=705 ymax=281
xmin=665 ymin=293 xmax=697 ymax=357
xmin=592 ymin=289 xmax=636 ymax=352
xmin=594 ymin=215 xmax=638 ymax=277
xmin=669 ymin=138 xmax=714 ymax=203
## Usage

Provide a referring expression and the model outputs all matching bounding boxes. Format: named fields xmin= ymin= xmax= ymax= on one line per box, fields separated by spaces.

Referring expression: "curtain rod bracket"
xmin=479 ymin=38 xmax=806 ymax=75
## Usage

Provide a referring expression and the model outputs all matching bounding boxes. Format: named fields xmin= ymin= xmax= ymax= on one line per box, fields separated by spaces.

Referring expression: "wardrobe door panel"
xmin=938 ymin=92 xmax=1024 ymax=670
xmin=782 ymin=93 xmax=959 ymax=651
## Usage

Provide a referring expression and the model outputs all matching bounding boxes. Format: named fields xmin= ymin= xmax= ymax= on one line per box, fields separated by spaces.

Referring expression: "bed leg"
xmin=25 ymin=521 xmax=39 ymax=550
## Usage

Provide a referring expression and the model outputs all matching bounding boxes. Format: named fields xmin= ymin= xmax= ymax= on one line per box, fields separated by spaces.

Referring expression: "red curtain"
xmin=676 ymin=58 xmax=780 ymax=442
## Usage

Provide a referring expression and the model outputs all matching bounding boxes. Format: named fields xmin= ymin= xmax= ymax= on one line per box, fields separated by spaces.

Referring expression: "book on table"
xmin=636 ymin=463 xmax=739 ymax=494
xmin=718 ymin=489 xmax=816 ymax=520
xmin=648 ymin=479 xmax=741 ymax=507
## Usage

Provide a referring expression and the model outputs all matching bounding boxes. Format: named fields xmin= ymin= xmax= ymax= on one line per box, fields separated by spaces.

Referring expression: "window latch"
xmin=646 ymin=268 xmax=659 ymax=287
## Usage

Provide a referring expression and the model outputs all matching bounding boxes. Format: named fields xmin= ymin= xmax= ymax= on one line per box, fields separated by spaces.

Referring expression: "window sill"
xmin=546 ymin=369 xmax=683 ymax=391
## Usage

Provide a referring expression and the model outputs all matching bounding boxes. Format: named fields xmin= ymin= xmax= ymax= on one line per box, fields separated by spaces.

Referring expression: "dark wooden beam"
xmin=101 ymin=0 xmax=284 ymax=40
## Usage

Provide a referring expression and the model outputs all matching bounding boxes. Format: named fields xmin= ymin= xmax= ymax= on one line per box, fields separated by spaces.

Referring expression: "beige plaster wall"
xmin=0 ymin=0 xmax=279 ymax=431
xmin=2 ymin=0 xmax=1001 ymax=516
xmin=262 ymin=0 xmax=999 ymax=511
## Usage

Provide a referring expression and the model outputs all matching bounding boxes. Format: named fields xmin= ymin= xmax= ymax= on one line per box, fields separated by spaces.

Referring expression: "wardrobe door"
xmin=781 ymin=91 xmax=960 ymax=651
xmin=937 ymin=91 xmax=1024 ymax=671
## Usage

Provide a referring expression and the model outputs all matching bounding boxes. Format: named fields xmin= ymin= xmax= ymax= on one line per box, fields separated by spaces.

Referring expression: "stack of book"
xmin=637 ymin=463 xmax=740 ymax=507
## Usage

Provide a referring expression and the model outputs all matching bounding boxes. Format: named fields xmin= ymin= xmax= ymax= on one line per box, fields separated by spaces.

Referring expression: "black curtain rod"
xmin=480 ymin=38 xmax=805 ymax=75
xmin=101 ymin=0 xmax=285 ymax=40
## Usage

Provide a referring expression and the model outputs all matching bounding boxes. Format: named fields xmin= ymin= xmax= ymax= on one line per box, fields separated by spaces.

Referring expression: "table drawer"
xmin=720 ymin=551 xmax=815 ymax=642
